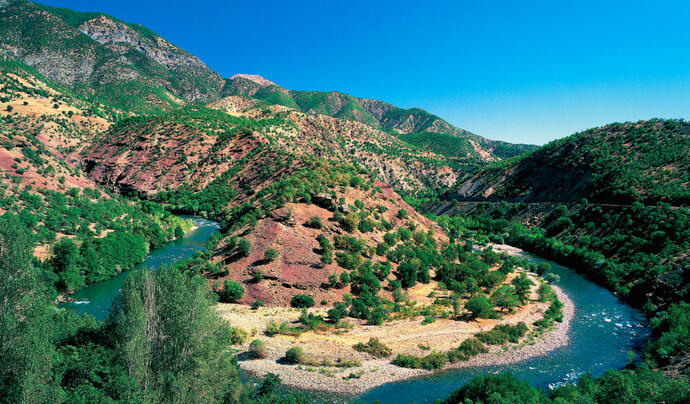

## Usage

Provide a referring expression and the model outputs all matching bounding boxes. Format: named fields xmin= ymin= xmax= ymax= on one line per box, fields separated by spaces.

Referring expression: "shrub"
xmin=291 ymin=294 xmax=315 ymax=308
xmin=219 ymin=281 xmax=244 ymax=302
xmin=264 ymin=248 xmax=279 ymax=262
xmin=251 ymin=299 xmax=265 ymax=309
xmin=249 ymin=339 xmax=267 ymax=359
xmin=397 ymin=208 xmax=408 ymax=219
xmin=328 ymin=302 xmax=349 ymax=323
xmin=238 ymin=238 xmax=251 ymax=257
xmin=305 ymin=216 xmax=322 ymax=229
xmin=465 ymin=294 xmax=494 ymax=319
xmin=476 ymin=323 xmax=528 ymax=345
xmin=285 ymin=346 xmax=305 ymax=364
xmin=353 ymin=338 xmax=392 ymax=358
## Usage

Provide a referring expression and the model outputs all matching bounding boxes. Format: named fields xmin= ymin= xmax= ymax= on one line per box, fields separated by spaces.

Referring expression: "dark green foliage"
xmin=285 ymin=346 xmax=305 ymax=364
xmin=0 ymin=215 xmax=58 ymax=402
xmin=465 ymin=294 xmax=495 ymax=319
xmin=443 ymin=366 xmax=689 ymax=404
xmin=291 ymin=294 xmax=315 ymax=308
xmin=219 ymin=280 xmax=245 ymax=302
xmin=647 ymin=302 xmax=690 ymax=366
xmin=512 ymin=273 xmax=534 ymax=303
xmin=237 ymin=238 xmax=251 ymax=257
xmin=441 ymin=372 xmax=550 ymax=404
xmin=491 ymin=285 xmax=520 ymax=312
xmin=305 ymin=216 xmax=322 ymax=229
xmin=327 ymin=302 xmax=349 ymax=323
xmin=476 ymin=323 xmax=528 ymax=345
xmin=264 ymin=248 xmax=279 ymax=262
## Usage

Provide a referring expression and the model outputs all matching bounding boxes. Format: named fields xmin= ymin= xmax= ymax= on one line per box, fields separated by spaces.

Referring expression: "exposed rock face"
xmin=230 ymin=73 xmax=277 ymax=87
xmin=0 ymin=1 xmax=223 ymax=110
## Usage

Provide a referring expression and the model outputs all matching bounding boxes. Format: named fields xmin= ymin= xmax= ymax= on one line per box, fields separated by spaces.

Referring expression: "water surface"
xmin=59 ymin=217 xmax=220 ymax=320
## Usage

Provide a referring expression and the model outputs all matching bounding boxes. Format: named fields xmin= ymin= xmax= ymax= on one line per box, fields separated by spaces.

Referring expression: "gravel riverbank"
xmin=226 ymin=283 xmax=574 ymax=396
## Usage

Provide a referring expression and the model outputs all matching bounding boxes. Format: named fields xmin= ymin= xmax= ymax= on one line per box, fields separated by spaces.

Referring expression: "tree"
xmin=465 ymin=294 xmax=494 ymax=319
xmin=112 ymin=266 xmax=244 ymax=402
xmin=0 ymin=215 xmax=58 ymax=402
xmin=220 ymin=281 xmax=245 ymax=302
xmin=291 ymin=294 xmax=315 ymax=308
xmin=491 ymin=285 xmax=520 ymax=312
xmin=397 ymin=261 xmax=418 ymax=288
xmin=397 ymin=208 xmax=408 ymax=219
xmin=328 ymin=272 xmax=339 ymax=288
xmin=511 ymin=273 xmax=534 ymax=304
xmin=339 ymin=271 xmax=350 ymax=286
xmin=342 ymin=212 xmax=360 ymax=232
xmin=263 ymin=248 xmax=279 ymax=262
xmin=49 ymin=237 xmax=84 ymax=291
xmin=237 ymin=238 xmax=251 ymax=257
xmin=327 ymin=302 xmax=349 ymax=323
xmin=305 ymin=216 xmax=322 ymax=229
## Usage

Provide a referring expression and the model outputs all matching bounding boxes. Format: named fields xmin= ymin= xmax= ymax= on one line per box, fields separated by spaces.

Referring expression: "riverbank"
xmin=218 ymin=278 xmax=574 ymax=395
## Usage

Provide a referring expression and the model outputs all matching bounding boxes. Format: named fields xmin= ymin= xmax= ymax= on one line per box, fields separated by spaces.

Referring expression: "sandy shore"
xmin=219 ymin=245 xmax=575 ymax=395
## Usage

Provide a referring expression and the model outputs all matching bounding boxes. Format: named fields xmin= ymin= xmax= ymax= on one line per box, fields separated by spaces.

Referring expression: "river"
xmin=58 ymin=217 xmax=221 ymax=320
xmin=59 ymin=218 xmax=650 ymax=403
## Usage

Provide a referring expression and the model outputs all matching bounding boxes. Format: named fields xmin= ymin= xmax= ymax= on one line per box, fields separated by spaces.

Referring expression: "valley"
xmin=0 ymin=1 xmax=687 ymax=403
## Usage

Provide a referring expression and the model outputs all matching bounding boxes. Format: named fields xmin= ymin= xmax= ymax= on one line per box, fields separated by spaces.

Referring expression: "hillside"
xmin=0 ymin=0 xmax=224 ymax=112
xmin=448 ymin=119 xmax=690 ymax=205
xmin=82 ymin=97 xmax=477 ymax=198
xmin=223 ymin=74 xmax=536 ymax=160
xmin=0 ymin=59 xmax=188 ymax=291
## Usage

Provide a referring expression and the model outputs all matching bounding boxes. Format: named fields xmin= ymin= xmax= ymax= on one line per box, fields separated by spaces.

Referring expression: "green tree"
xmin=291 ymin=294 xmax=315 ymax=308
xmin=111 ymin=266 xmax=244 ymax=402
xmin=465 ymin=294 xmax=494 ymax=319
xmin=511 ymin=273 xmax=534 ymax=304
xmin=264 ymin=248 xmax=279 ymax=262
xmin=0 ymin=215 xmax=58 ymax=403
xmin=491 ymin=285 xmax=520 ymax=312
xmin=220 ymin=281 xmax=245 ymax=302
xmin=237 ymin=238 xmax=251 ymax=257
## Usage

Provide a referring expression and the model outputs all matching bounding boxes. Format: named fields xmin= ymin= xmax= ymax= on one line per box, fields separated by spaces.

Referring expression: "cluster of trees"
xmin=0 ymin=215 xmax=308 ymax=403
xmin=0 ymin=183 xmax=190 ymax=292
xmin=441 ymin=367 xmax=688 ymax=403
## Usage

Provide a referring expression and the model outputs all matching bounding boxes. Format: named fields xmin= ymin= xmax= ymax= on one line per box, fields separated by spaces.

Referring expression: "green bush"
xmin=353 ymin=338 xmax=392 ymax=358
xmin=264 ymin=248 xmax=279 ymax=262
xmin=285 ymin=346 xmax=305 ymax=364
xmin=238 ymin=238 xmax=251 ymax=257
xmin=220 ymin=281 xmax=244 ymax=302
xmin=291 ymin=294 xmax=315 ymax=308
xmin=305 ymin=216 xmax=323 ymax=229
xmin=249 ymin=339 xmax=267 ymax=359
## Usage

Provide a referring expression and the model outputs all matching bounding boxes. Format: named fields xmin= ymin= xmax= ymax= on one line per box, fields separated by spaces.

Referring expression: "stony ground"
xmin=216 ymin=269 xmax=574 ymax=395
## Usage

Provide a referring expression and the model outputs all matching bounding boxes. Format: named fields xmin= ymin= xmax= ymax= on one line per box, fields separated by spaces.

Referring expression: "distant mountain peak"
xmin=230 ymin=74 xmax=277 ymax=87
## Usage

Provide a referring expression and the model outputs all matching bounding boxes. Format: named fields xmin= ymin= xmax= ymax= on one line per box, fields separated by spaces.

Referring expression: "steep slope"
xmin=0 ymin=57 xmax=189 ymax=293
xmin=0 ymin=0 xmax=224 ymax=112
xmin=223 ymin=74 xmax=536 ymax=160
xmin=449 ymin=119 xmax=690 ymax=205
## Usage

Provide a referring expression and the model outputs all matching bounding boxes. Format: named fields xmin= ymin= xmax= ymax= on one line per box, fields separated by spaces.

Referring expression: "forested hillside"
xmin=450 ymin=119 xmax=690 ymax=205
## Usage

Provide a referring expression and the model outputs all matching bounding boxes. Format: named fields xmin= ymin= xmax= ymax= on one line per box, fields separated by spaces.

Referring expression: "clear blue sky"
xmin=39 ymin=0 xmax=690 ymax=145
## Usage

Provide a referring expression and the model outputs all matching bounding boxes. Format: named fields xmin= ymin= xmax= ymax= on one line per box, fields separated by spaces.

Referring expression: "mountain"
xmin=0 ymin=0 xmax=224 ymax=112
xmin=446 ymin=119 xmax=690 ymax=205
xmin=0 ymin=1 xmax=534 ymax=162
xmin=223 ymin=74 xmax=537 ymax=160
